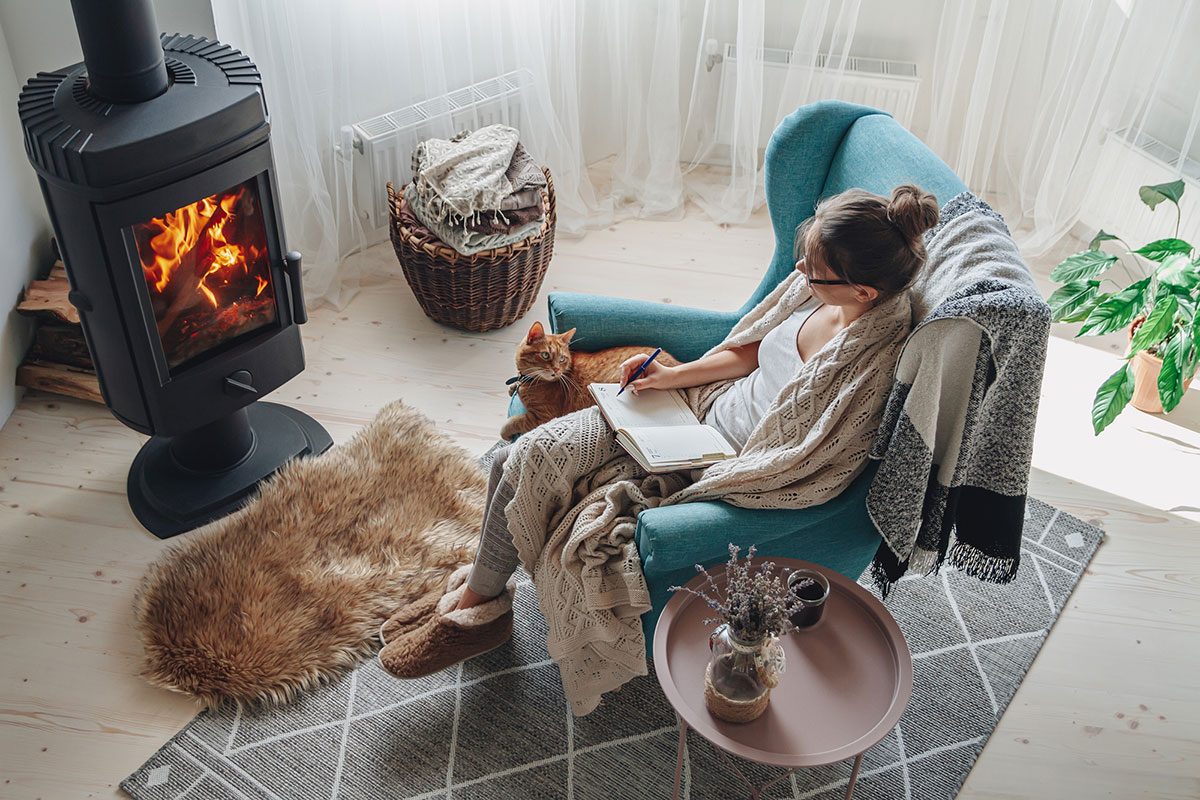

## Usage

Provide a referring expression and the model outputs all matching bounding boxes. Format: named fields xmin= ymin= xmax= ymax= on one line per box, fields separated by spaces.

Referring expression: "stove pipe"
xmin=69 ymin=0 xmax=169 ymax=103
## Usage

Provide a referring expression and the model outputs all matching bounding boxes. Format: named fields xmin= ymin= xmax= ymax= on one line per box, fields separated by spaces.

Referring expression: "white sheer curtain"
xmin=925 ymin=0 xmax=1200 ymax=257
xmin=211 ymin=0 xmax=866 ymax=307
xmin=680 ymin=0 xmax=864 ymax=222
xmin=212 ymin=0 xmax=1200 ymax=307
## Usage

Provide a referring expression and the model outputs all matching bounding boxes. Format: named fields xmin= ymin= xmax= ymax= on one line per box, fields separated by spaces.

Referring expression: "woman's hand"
xmin=619 ymin=354 xmax=676 ymax=394
xmin=619 ymin=342 xmax=761 ymax=394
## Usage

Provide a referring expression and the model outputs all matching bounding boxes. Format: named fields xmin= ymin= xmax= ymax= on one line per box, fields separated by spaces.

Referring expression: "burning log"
xmin=154 ymin=226 xmax=218 ymax=335
xmin=147 ymin=199 xmax=229 ymax=335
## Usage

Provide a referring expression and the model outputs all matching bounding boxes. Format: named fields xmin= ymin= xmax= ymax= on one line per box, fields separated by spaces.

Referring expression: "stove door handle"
xmin=283 ymin=251 xmax=308 ymax=324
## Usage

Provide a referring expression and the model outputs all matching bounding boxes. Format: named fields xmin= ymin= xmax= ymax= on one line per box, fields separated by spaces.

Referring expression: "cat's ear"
xmin=561 ymin=327 xmax=576 ymax=345
xmin=526 ymin=321 xmax=545 ymax=343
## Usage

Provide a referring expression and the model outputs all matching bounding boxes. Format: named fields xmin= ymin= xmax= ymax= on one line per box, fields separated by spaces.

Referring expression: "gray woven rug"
xmin=122 ymin=497 xmax=1100 ymax=800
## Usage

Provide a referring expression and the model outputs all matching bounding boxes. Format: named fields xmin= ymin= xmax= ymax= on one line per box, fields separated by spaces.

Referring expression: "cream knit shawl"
xmin=501 ymin=270 xmax=912 ymax=714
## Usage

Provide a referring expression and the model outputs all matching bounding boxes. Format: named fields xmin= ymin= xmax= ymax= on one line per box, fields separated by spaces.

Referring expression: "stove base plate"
xmin=128 ymin=401 xmax=333 ymax=538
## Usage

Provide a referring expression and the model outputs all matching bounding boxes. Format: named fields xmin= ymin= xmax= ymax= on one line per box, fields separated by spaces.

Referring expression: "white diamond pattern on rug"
xmin=146 ymin=765 xmax=171 ymax=787
xmin=121 ymin=497 xmax=1101 ymax=800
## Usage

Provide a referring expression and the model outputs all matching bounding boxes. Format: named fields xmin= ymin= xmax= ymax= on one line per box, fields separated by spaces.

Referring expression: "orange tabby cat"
xmin=501 ymin=321 xmax=680 ymax=440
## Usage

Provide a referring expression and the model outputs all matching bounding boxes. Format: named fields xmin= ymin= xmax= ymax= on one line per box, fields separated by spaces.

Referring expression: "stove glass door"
xmin=132 ymin=177 xmax=278 ymax=371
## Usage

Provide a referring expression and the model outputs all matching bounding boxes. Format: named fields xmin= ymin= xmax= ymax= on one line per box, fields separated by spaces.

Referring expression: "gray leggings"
xmin=466 ymin=444 xmax=522 ymax=597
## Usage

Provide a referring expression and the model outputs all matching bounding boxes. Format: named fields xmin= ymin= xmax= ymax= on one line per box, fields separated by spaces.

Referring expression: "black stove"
xmin=18 ymin=0 xmax=332 ymax=537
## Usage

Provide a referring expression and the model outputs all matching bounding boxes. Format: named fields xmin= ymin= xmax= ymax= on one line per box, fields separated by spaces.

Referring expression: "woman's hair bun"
xmin=886 ymin=184 xmax=939 ymax=239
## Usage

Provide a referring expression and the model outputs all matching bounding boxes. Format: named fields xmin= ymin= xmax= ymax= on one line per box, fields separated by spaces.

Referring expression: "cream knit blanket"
xmin=502 ymin=270 xmax=912 ymax=714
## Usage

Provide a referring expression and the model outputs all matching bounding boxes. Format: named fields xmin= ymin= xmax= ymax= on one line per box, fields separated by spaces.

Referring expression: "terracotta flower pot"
xmin=1127 ymin=324 xmax=1195 ymax=414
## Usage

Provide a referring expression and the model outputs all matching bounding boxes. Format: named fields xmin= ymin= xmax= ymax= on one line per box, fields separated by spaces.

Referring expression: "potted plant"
xmin=671 ymin=544 xmax=799 ymax=723
xmin=1048 ymin=179 xmax=1199 ymax=433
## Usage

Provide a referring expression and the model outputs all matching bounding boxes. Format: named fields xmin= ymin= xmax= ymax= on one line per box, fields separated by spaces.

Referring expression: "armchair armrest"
xmin=635 ymin=502 xmax=815 ymax=578
xmin=547 ymin=292 xmax=737 ymax=363
xmin=634 ymin=461 xmax=881 ymax=578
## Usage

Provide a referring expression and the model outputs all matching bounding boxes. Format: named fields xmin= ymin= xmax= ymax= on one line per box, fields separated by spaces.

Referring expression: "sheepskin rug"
xmin=134 ymin=400 xmax=485 ymax=707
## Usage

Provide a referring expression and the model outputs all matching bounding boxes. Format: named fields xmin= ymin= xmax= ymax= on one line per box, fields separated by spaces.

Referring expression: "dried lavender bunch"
xmin=669 ymin=543 xmax=806 ymax=642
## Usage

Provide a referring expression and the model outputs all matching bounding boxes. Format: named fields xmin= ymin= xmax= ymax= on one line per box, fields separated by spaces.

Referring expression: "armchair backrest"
xmin=748 ymin=101 xmax=969 ymax=317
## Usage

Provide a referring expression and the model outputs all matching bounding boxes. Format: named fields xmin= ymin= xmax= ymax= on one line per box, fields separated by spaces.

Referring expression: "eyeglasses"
xmin=795 ymin=257 xmax=850 ymax=286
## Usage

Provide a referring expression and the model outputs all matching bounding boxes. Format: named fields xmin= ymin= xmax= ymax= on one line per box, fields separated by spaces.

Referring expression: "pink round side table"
xmin=653 ymin=557 xmax=912 ymax=800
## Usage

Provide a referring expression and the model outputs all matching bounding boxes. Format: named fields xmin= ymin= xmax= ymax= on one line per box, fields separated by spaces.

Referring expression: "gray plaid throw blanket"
xmin=866 ymin=192 xmax=1051 ymax=594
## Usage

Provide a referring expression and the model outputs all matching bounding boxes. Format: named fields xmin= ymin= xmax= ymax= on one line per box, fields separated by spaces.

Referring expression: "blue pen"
xmin=618 ymin=348 xmax=662 ymax=396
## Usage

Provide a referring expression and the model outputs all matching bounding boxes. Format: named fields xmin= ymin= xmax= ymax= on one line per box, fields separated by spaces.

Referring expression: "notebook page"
xmin=623 ymin=424 xmax=737 ymax=465
xmin=589 ymin=384 xmax=699 ymax=431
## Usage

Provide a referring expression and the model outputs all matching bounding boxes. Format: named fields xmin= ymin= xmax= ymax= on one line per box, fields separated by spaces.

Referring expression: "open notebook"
xmin=589 ymin=383 xmax=738 ymax=473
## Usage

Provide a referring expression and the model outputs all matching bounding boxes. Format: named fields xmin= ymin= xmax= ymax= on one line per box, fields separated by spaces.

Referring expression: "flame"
xmin=141 ymin=188 xmax=261 ymax=308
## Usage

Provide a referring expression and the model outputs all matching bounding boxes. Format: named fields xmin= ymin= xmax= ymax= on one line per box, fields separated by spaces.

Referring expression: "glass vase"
xmin=703 ymin=623 xmax=785 ymax=723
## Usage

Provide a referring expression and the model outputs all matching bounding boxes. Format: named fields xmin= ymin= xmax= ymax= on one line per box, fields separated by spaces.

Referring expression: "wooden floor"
xmin=1 ymin=191 xmax=1197 ymax=799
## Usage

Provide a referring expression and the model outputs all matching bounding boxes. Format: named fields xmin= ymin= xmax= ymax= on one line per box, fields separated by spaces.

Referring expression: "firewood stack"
xmin=15 ymin=239 xmax=103 ymax=404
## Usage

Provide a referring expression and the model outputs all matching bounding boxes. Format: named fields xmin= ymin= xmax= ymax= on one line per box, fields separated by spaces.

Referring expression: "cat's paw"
xmin=500 ymin=413 xmax=536 ymax=441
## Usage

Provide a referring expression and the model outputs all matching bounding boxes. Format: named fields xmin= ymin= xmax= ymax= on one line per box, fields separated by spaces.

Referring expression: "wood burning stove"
xmin=18 ymin=0 xmax=332 ymax=537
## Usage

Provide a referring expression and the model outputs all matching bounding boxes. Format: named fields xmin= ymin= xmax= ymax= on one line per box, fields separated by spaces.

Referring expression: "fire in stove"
xmin=133 ymin=179 xmax=277 ymax=369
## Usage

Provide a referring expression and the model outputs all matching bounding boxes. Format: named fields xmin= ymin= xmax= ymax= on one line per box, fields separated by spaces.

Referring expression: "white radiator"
xmin=341 ymin=69 xmax=533 ymax=234
xmin=714 ymin=44 xmax=919 ymax=149
xmin=1080 ymin=128 xmax=1200 ymax=252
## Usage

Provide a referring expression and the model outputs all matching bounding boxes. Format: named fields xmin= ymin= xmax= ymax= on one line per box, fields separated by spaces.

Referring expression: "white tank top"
xmin=707 ymin=301 xmax=821 ymax=450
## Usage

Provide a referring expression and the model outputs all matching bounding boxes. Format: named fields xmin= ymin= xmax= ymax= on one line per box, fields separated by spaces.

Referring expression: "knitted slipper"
xmin=378 ymin=564 xmax=473 ymax=646
xmin=379 ymin=574 xmax=517 ymax=680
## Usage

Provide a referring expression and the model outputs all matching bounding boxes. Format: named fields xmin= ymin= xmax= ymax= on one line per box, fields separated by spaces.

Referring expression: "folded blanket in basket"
xmin=467 ymin=203 xmax=544 ymax=236
xmin=411 ymin=125 xmax=518 ymax=222
xmin=404 ymin=183 xmax=545 ymax=255
xmin=411 ymin=128 xmax=546 ymax=223
xmin=501 ymin=142 xmax=547 ymax=195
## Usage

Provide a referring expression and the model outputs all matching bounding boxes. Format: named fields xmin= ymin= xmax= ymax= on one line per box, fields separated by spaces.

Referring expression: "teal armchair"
xmin=511 ymin=101 xmax=968 ymax=654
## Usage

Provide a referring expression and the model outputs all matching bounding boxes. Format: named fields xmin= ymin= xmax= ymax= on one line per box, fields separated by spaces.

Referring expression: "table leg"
xmin=673 ymin=720 xmax=688 ymax=800
xmin=844 ymin=752 xmax=864 ymax=800
xmin=710 ymin=741 xmax=761 ymax=798
xmin=756 ymin=768 xmax=801 ymax=798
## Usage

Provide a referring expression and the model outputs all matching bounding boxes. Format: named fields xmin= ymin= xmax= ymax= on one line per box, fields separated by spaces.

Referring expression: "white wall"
xmin=0 ymin=0 xmax=216 ymax=428
xmin=0 ymin=22 xmax=51 ymax=425
xmin=0 ymin=0 xmax=216 ymax=82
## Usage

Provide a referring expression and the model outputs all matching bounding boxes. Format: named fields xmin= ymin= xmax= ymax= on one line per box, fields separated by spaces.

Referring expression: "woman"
xmin=379 ymin=184 xmax=940 ymax=714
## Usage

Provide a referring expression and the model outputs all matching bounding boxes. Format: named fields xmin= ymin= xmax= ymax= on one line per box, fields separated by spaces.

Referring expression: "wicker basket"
xmin=388 ymin=167 xmax=556 ymax=332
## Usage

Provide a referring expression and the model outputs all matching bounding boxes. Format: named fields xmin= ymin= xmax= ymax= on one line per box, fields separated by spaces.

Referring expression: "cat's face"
xmin=517 ymin=322 xmax=575 ymax=381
